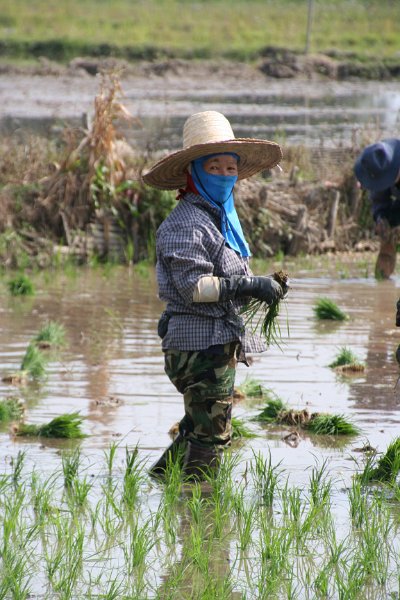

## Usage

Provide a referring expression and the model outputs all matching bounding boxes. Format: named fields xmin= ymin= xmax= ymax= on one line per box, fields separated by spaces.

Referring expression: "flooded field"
xmin=1 ymin=73 xmax=400 ymax=154
xmin=1 ymin=256 xmax=400 ymax=598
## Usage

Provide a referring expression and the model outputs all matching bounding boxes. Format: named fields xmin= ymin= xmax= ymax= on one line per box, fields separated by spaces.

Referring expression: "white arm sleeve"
xmin=193 ymin=276 xmax=221 ymax=302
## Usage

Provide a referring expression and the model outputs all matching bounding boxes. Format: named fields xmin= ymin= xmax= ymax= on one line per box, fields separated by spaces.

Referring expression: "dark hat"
xmin=354 ymin=138 xmax=400 ymax=192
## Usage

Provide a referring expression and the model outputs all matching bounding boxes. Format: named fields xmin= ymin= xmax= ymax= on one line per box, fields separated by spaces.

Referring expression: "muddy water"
xmin=1 ymin=259 xmax=400 ymax=487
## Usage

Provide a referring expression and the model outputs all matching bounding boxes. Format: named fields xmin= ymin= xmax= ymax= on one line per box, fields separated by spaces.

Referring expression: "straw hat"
xmin=142 ymin=111 xmax=283 ymax=190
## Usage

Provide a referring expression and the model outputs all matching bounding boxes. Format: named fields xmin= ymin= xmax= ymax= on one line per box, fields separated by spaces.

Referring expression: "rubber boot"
xmin=182 ymin=440 xmax=221 ymax=481
xmin=149 ymin=433 xmax=187 ymax=478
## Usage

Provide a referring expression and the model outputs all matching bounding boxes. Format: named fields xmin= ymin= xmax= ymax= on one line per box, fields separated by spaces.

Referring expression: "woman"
xmin=143 ymin=110 xmax=287 ymax=479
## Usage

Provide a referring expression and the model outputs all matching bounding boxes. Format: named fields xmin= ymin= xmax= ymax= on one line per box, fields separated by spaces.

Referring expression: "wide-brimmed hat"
xmin=354 ymin=138 xmax=400 ymax=193
xmin=142 ymin=110 xmax=283 ymax=190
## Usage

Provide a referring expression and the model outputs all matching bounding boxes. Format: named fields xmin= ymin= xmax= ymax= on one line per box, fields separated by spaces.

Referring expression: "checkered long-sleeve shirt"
xmin=156 ymin=192 xmax=266 ymax=356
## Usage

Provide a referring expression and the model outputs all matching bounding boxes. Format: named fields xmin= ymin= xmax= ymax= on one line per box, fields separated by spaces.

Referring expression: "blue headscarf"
xmin=191 ymin=153 xmax=251 ymax=257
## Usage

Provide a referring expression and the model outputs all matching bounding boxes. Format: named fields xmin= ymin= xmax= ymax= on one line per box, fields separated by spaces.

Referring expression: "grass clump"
xmin=313 ymin=297 xmax=348 ymax=321
xmin=33 ymin=321 xmax=66 ymax=349
xmin=231 ymin=417 xmax=257 ymax=440
xmin=360 ymin=437 xmax=400 ymax=483
xmin=0 ymin=397 xmax=24 ymax=422
xmin=7 ymin=274 xmax=35 ymax=296
xmin=329 ymin=347 xmax=365 ymax=372
xmin=306 ymin=414 xmax=360 ymax=436
xmin=14 ymin=412 xmax=86 ymax=438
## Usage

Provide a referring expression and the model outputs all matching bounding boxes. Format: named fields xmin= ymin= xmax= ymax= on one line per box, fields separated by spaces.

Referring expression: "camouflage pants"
xmin=164 ymin=342 xmax=238 ymax=447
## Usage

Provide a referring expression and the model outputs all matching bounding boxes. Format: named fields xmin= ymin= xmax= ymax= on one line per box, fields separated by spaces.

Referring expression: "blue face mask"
xmin=191 ymin=154 xmax=238 ymax=206
xmin=190 ymin=153 xmax=251 ymax=258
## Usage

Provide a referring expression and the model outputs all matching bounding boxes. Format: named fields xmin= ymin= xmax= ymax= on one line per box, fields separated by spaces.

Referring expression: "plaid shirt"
xmin=156 ymin=192 xmax=266 ymax=356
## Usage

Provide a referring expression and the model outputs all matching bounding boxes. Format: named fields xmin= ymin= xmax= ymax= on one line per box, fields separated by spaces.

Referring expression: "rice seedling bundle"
xmin=7 ymin=274 xmax=35 ymax=296
xmin=363 ymin=437 xmax=400 ymax=482
xmin=313 ymin=297 xmax=348 ymax=321
xmin=34 ymin=321 xmax=66 ymax=348
xmin=306 ymin=414 xmax=360 ymax=436
xmin=236 ymin=376 xmax=274 ymax=399
xmin=329 ymin=346 xmax=365 ymax=373
xmin=0 ymin=397 xmax=24 ymax=422
xmin=231 ymin=417 xmax=257 ymax=440
xmin=20 ymin=343 xmax=48 ymax=379
xmin=241 ymin=271 xmax=289 ymax=347
xmin=253 ymin=399 xmax=359 ymax=435
xmin=15 ymin=412 xmax=86 ymax=438
xmin=251 ymin=397 xmax=287 ymax=422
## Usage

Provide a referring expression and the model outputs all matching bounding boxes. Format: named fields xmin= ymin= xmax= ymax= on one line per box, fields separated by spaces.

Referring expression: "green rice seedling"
xmin=124 ymin=517 xmax=156 ymax=572
xmin=15 ymin=412 xmax=86 ymax=438
xmin=104 ymin=441 xmax=119 ymax=477
xmin=348 ymin=477 xmax=368 ymax=528
xmin=361 ymin=437 xmax=400 ymax=483
xmin=313 ymin=297 xmax=348 ymax=321
xmin=241 ymin=271 xmax=289 ymax=347
xmin=123 ymin=445 xmax=145 ymax=509
xmin=308 ymin=458 xmax=332 ymax=509
xmin=33 ymin=321 xmax=66 ymax=349
xmin=328 ymin=346 xmax=364 ymax=370
xmin=237 ymin=501 xmax=257 ymax=551
xmin=31 ymin=472 xmax=57 ymax=523
xmin=7 ymin=273 xmax=35 ymax=296
xmin=235 ymin=376 xmax=274 ymax=398
xmin=10 ymin=450 xmax=25 ymax=485
xmin=231 ymin=416 xmax=257 ymax=440
xmin=0 ymin=396 xmax=24 ymax=422
xmin=62 ymin=447 xmax=81 ymax=489
xmin=306 ymin=414 xmax=360 ymax=436
xmin=251 ymin=396 xmax=287 ymax=423
xmin=250 ymin=450 xmax=283 ymax=507
xmin=20 ymin=343 xmax=48 ymax=380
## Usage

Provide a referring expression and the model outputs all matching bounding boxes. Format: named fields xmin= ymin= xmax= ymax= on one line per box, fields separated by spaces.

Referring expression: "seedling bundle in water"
xmin=0 ymin=397 xmax=24 ymax=422
xmin=313 ymin=297 xmax=348 ymax=321
xmin=329 ymin=346 xmax=365 ymax=373
xmin=14 ymin=412 xmax=86 ymax=438
xmin=241 ymin=271 xmax=289 ymax=347
xmin=253 ymin=397 xmax=360 ymax=435
xmin=7 ymin=274 xmax=35 ymax=296
xmin=360 ymin=437 xmax=400 ymax=483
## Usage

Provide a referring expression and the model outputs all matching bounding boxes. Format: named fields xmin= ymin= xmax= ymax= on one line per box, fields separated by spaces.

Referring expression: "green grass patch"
xmin=15 ymin=412 xmax=86 ymax=438
xmin=0 ymin=0 xmax=398 ymax=61
xmin=313 ymin=297 xmax=348 ymax=321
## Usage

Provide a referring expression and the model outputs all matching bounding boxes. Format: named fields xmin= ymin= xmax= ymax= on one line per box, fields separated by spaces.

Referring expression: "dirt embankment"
xmin=2 ymin=46 xmax=400 ymax=81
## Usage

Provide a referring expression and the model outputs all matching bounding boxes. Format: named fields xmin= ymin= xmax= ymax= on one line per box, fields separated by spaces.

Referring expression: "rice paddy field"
xmin=1 ymin=254 xmax=400 ymax=598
